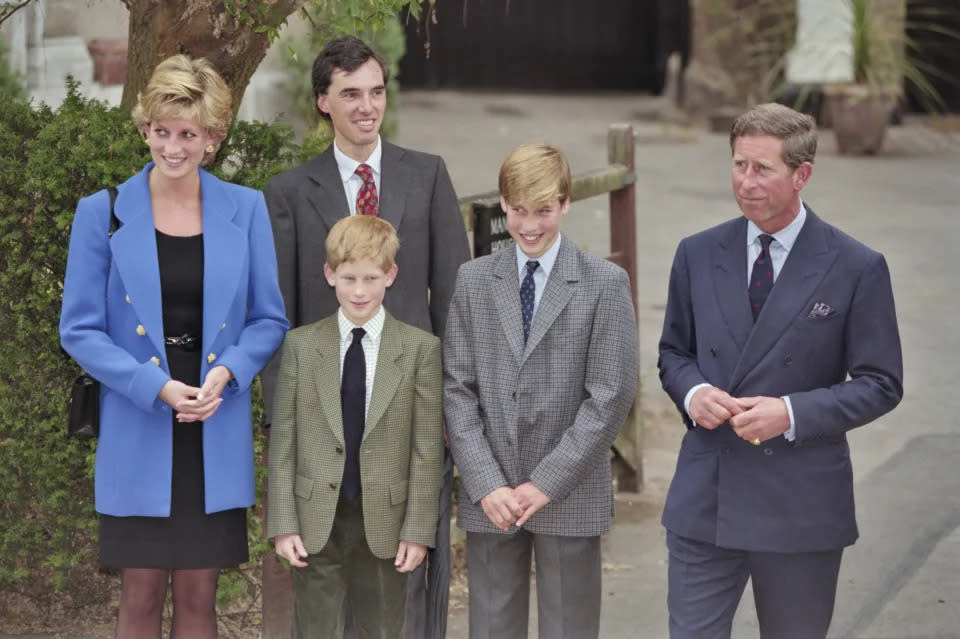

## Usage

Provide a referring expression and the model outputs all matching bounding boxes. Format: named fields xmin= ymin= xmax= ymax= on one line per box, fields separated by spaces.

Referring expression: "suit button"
xmin=220 ymin=322 xmax=227 ymax=330
xmin=784 ymin=356 xmax=793 ymax=366
xmin=207 ymin=353 xmax=217 ymax=364
xmin=125 ymin=295 xmax=131 ymax=304
xmin=763 ymin=448 xmax=774 ymax=456
xmin=149 ymin=356 xmax=160 ymax=366
xmin=722 ymin=447 xmax=732 ymax=454
xmin=710 ymin=347 xmax=719 ymax=357
xmin=335 ymin=446 xmax=343 ymax=454
xmin=329 ymin=482 xmax=338 ymax=490
xmin=512 ymin=392 xmax=517 ymax=400
xmin=136 ymin=324 xmax=146 ymax=336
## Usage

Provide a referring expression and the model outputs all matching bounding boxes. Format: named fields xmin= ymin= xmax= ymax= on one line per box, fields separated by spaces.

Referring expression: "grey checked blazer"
xmin=444 ymin=237 xmax=638 ymax=536
xmin=267 ymin=313 xmax=444 ymax=558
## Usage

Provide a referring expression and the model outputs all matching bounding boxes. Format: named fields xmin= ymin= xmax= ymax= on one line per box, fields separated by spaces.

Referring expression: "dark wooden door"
xmin=400 ymin=0 xmax=689 ymax=92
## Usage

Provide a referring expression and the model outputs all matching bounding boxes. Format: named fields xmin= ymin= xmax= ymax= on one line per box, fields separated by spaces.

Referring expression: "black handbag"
xmin=66 ymin=186 xmax=121 ymax=439
xmin=68 ymin=373 xmax=100 ymax=439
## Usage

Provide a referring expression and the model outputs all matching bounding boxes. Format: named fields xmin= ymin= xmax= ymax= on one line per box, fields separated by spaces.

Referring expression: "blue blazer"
xmin=60 ymin=163 xmax=289 ymax=517
xmin=658 ymin=207 xmax=903 ymax=552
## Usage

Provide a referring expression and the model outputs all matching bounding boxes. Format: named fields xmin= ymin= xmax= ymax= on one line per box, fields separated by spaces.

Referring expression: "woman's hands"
xmin=157 ymin=365 xmax=233 ymax=422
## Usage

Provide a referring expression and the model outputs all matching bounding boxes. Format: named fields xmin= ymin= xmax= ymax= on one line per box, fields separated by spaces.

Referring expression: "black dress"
xmin=99 ymin=230 xmax=248 ymax=570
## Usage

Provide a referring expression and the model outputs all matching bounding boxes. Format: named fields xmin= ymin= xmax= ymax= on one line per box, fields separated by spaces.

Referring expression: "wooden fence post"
xmin=607 ymin=123 xmax=643 ymax=492
xmin=608 ymin=123 xmax=638 ymax=310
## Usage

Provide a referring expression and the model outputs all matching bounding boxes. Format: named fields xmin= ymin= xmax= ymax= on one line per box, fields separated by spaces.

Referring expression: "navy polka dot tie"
xmin=520 ymin=260 xmax=539 ymax=344
xmin=749 ymin=234 xmax=775 ymax=322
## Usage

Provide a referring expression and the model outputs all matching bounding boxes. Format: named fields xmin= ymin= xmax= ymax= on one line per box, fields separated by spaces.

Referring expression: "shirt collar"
xmin=746 ymin=200 xmax=807 ymax=252
xmin=333 ymin=136 xmax=383 ymax=185
xmin=337 ymin=305 xmax=385 ymax=344
xmin=515 ymin=233 xmax=562 ymax=279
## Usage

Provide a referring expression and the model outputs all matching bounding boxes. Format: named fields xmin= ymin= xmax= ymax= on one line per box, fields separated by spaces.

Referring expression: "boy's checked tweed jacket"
xmin=444 ymin=236 xmax=639 ymax=536
xmin=267 ymin=312 xmax=444 ymax=558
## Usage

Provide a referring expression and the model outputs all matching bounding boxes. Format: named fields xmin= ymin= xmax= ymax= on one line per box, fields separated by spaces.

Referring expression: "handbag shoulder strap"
xmin=107 ymin=186 xmax=122 ymax=237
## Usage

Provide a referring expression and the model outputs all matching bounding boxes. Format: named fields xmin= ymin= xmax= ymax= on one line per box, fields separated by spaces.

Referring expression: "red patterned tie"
xmin=355 ymin=163 xmax=379 ymax=216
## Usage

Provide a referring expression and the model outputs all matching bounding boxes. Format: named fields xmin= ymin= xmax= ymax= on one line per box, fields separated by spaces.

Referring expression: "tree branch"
xmin=0 ymin=0 xmax=34 ymax=28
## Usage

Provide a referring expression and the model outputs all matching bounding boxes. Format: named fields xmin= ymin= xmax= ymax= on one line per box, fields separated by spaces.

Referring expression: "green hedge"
xmin=0 ymin=81 xmax=326 ymax=607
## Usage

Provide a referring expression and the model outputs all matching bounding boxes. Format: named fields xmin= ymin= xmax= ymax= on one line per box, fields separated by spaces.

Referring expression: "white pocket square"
xmin=808 ymin=302 xmax=835 ymax=319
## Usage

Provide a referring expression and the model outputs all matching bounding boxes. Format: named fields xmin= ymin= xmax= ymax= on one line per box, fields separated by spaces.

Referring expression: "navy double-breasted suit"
xmin=658 ymin=207 xmax=903 ymax=553
xmin=60 ymin=164 xmax=288 ymax=517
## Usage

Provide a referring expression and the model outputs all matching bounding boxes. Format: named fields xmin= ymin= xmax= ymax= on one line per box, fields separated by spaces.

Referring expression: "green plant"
xmin=845 ymin=0 xmax=960 ymax=111
xmin=0 ymin=39 xmax=25 ymax=101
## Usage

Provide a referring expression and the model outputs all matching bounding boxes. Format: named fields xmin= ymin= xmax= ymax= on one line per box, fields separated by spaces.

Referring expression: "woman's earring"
xmin=205 ymin=145 xmax=216 ymax=154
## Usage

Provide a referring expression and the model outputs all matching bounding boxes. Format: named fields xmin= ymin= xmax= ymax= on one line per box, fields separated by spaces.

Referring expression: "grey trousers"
xmin=466 ymin=529 xmax=602 ymax=639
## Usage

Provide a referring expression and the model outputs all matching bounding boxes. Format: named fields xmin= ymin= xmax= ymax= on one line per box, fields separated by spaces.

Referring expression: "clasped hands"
xmin=690 ymin=385 xmax=790 ymax=445
xmin=480 ymin=482 xmax=550 ymax=531
xmin=158 ymin=365 xmax=233 ymax=422
xmin=274 ymin=533 xmax=427 ymax=573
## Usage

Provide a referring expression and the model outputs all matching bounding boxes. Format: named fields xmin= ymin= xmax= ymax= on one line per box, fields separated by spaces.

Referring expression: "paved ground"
xmin=4 ymin=91 xmax=958 ymax=638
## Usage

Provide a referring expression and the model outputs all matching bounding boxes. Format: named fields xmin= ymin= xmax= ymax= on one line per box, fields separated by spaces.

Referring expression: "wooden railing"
xmin=457 ymin=123 xmax=642 ymax=490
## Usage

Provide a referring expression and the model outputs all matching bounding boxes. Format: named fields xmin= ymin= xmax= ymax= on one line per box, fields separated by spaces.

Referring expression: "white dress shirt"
xmin=333 ymin=136 xmax=383 ymax=216
xmin=684 ymin=203 xmax=808 ymax=441
xmin=515 ymin=233 xmax=563 ymax=318
xmin=337 ymin=306 xmax=385 ymax=419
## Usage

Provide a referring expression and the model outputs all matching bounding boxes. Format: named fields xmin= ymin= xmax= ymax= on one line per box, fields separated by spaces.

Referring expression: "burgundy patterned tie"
xmin=355 ymin=163 xmax=379 ymax=216
xmin=749 ymin=234 xmax=775 ymax=321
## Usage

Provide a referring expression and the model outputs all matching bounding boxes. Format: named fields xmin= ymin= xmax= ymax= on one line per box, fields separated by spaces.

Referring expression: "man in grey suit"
xmin=658 ymin=103 xmax=903 ymax=638
xmin=262 ymin=36 xmax=470 ymax=639
xmin=444 ymin=144 xmax=638 ymax=638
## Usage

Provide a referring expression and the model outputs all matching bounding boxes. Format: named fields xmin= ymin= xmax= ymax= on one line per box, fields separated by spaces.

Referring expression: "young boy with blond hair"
xmin=444 ymin=143 xmax=638 ymax=638
xmin=268 ymin=215 xmax=443 ymax=639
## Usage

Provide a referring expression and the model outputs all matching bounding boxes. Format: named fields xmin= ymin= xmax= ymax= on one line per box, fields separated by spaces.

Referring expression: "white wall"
xmin=786 ymin=0 xmax=854 ymax=84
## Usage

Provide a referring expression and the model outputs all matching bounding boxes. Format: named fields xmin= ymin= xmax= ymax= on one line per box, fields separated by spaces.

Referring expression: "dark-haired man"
xmin=262 ymin=36 xmax=469 ymax=639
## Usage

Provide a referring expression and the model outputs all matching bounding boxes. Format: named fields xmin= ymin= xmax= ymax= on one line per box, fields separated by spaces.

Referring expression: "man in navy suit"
xmin=658 ymin=103 xmax=903 ymax=638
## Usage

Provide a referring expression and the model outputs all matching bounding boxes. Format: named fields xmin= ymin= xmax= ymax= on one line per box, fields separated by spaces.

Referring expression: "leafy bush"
xmin=0 ymin=39 xmax=25 ymax=102
xmin=0 ymin=80 xmax=325 ymax=613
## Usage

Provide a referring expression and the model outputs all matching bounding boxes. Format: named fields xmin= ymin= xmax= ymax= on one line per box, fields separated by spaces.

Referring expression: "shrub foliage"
xmin=0 ymin=81 xmax=322 ymax=606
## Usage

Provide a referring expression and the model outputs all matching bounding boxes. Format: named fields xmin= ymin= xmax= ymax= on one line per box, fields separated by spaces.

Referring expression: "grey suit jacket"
xmin=444 ymin=237 xmax=638 ymax=536
xmin=658 ymin=207 xmax=903 ymax=553
xmin=261 ymin=141 xmax=470 ymax=421
xmin=267 ymin=313 xmax=444 ymax=559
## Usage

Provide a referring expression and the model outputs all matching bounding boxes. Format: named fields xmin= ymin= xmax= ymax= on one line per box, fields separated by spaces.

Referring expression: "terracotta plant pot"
xmin=86 ymin=39 xmax=128 ymax=86
xmin=823 ymin=84 xmax=896 ymax=155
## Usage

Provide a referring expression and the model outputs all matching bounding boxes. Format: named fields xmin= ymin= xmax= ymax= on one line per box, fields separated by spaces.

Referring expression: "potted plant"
xmin=824 ymin=0 xmax=957 ymax=154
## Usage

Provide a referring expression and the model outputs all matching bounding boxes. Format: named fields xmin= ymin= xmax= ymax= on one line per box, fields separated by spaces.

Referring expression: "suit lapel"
xmin=306 ymin=146 xmax=350 ymax=230
xmin=378 ymin=142 xmax=409 ymax=230
xmin=312 ymin=317 xmax=346 ymax=446
xmin=364 ymin=314 xmax=403 ymax=441
xmin=109 ymin=166 xmax=166 ymax=360
xmin=729 ymin=210 xmax=839 ymax=392
xmin=199 ymin=170 xmax=245 ymax=358
xmin=491 ymin=249 xmax=525 ymax=363
xmin=712 ymin=218 xmax=753 ymax=352
xmin=524 ymin=238 xmax=579 ymax=360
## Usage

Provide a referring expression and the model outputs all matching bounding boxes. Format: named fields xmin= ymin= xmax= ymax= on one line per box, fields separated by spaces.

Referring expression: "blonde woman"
xmin=60 ymin=55 xmax=288 ymax=638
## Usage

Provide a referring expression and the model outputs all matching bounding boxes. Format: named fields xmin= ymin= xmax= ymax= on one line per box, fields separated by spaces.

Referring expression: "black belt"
xmin=164 ymin=333 xmax=200 ymax=351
